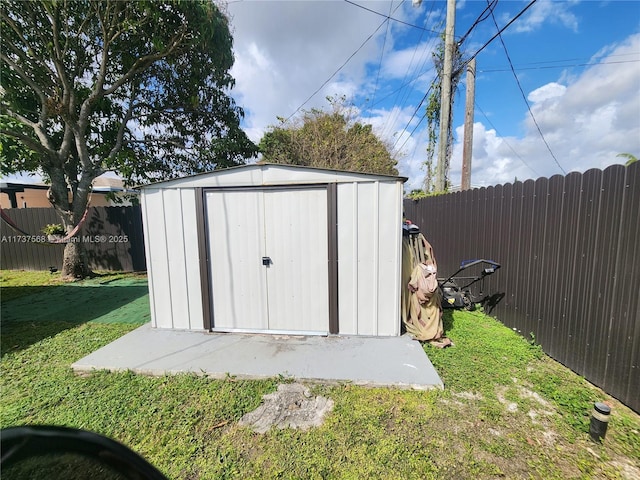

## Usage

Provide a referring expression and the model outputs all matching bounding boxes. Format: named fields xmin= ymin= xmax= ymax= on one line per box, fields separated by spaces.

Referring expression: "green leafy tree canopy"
xmin=1 ymin=0 xmax=257 ymax=277
xmin=259 ymin=96 xmax=399 ymax=176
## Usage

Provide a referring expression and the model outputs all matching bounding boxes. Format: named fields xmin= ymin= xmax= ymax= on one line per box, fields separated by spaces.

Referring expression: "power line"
xmin=393 ymin=113 xmax=426 ymax=158
xmin=390 ymin=0 xmax=548 ymax=181
xmin=457 ymin=0 xmax=498 ymax=46
xmin=376 ymin=1 xmax=442 ymax=138
xmin=366 ymin=71 xmax=427 ymax=110
xmin=456 ymin=0 xmax=538 ymax=76
xmin=387 ymin=0 xmax=503 ymax=163
xmin=369 ymin=1 xmax=396 ymax=110
xmin=482 ymin=52 xmax=638 ymax=70
xmin=391 ymin=83 xmax=435 ymax=154
xmin=480 ymin=59 xmax=639 ymax=73
xmin=344 ymin=0 xmax=442 ymax=35
xmin=284 ymin=16 xmax=389 ymax=122
xmin=488 ymin=0 xmax=566 ymax=175
xmin=474 ymin=102 xmax=541 ymax=177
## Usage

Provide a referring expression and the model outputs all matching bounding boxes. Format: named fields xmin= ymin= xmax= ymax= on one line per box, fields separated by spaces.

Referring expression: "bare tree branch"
xmin=42 ymin=3 xmax=76 ymax=126
xmin=0 ymin=11 xmax=56 ymax=82
xmin=0 ymin=52 xmax=49 ymax=107
xmin=107 ymin=90 xmax=137 ymax=161
xmin=0 ymin=127 xmax=49 ymax=157
xmin=3 ymin=108 xmax=58 ymax=153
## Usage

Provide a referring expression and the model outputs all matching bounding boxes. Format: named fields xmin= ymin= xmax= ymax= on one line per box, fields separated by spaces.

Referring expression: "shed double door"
xmin=205 ymin=187 xmax=329 ymax=334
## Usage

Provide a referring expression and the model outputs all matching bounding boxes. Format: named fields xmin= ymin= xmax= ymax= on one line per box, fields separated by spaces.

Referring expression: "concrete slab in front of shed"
xmin=72 ymin=323 xmax=444 ymax=389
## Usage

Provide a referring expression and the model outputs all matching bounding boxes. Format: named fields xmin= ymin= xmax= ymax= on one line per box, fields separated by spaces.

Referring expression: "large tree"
xmin=0 ymin=0 xmax=257 ymax=278
xmin=259 ymin=97 xmax=398 ymax=176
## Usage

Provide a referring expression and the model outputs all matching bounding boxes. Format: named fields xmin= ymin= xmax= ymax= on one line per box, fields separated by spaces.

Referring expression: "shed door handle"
xmin=262 ymin=257 xmax=272 ymax=266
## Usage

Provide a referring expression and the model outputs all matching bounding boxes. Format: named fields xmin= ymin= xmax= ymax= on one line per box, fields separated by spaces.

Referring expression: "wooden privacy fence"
xmin=1 ymin=206 xmax=146 ymax=272
xmin=404 ymin=162 xmax=639 ymax=413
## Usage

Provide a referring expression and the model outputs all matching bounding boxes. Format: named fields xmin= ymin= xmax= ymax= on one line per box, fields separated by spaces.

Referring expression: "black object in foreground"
xmin=1 ymin=425 xmax=167 ymax=480
xmin=439 ymin=259 xmax=501 ymax=310
xmin=589 ymin=402 xmax=611 ymax=442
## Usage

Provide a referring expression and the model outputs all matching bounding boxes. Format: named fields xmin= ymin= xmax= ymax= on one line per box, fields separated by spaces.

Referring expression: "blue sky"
xmin=227 ymin=0 xmax=640 ymax=190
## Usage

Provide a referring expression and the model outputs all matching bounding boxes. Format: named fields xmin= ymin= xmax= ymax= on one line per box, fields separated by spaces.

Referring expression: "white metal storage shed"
xmin=140 ymin=163 xmax=406 ymax=336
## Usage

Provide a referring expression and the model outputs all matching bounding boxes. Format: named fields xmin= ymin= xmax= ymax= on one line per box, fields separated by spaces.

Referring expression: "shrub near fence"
xmin=404 ymin=162 xmax=639 ymax=413
xmin=0 ymin=206 xmax=146 ymax=272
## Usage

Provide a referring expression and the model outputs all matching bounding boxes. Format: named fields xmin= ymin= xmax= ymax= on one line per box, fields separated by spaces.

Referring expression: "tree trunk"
xmin=62 ymin=240 xmax=91 ymax=279
xmin=45 ymin=162 xmax=96 ymax=280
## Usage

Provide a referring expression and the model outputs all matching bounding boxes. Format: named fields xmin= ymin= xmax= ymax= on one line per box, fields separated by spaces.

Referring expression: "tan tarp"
xmin=401 ymin=233 xmax=444 ymax=341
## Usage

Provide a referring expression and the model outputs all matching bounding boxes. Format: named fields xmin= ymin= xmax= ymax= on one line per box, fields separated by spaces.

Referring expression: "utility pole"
xmin=461 ymin=57 xmax=476 ymax=191
xmin=435 ymin=0 xmax=456 ymax=192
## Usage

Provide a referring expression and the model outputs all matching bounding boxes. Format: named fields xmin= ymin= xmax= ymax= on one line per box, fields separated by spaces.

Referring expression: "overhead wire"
xmin=286 ymin=1 xmax=404 ymax=122
xmin=474 ymin=102 xmax=541 ymax=177
xmin=376 ymin=0 xmax=441 ymax=139
xmin=388 ymin=0 xmax=502 ymax=155
xmin=480 ymin=59 xmax=639 ymax=73
xmin=457 ymin=0 xmax=498 ymax=46
xmin=366 ymin=65 xmax=428 ymax=110
xmin=284 ymin=16 xmax=389 ymax=122
xmin=369 ymin=1 xmax=395 ymax=110
xmin=391 ymin=83 xmax=435 ymax=155
xmin=344 ymin=0 xmax=442 ymax=34
xmin=455 ymin=0 xmax=538 ymax=76
xmin=487 ymin=0 xmax=567 ymax=174
xmin=287 ymin=0 xmax=564 ymax=178
xmin=389 ymin=0 xmax=542 ymax=183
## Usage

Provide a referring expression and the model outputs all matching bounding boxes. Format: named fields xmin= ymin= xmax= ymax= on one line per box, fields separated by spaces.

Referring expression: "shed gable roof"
xmin=140 ymin=163 xmax=407 ymax=189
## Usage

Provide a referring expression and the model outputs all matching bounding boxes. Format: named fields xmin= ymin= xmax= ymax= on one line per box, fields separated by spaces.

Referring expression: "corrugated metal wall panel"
xmin=376 ymin=182 xmax=402 ymax=336
xmin=522 ymin=181 xmax=535 ymax=338
xmin=337 ymin=181 xmax=402 ymax=336
xmin=356 ymin=182 xmax=378 ymax=335
xmin=263 ymin=188 xmax=329 ymax=333
xmin=205 ymin=187 xmax=329 ymax=334
xmin=144 ymin=168 xmax=404 ymax=337
xmin=140 ymin=193 xmax=156 ymax=327
xmin=529 ymin=178 xmax=548 ymax=343
xmin=336 ymin=182 xmax=359 ymax=335
xmin=142 ymin=190 xmax=172 ymax=328
xmin=603 ymin=165 xmax=639 ymax=403
xmin=404 ymin=162 xmax=639 ymax=412
xmin=179 ymin=189 xmax=204 ymax=330
xmin=554 ymin=173 xmax=582 ymax=362
xmin=570 ymin=169 xmax=602 ymax=373
xmin=542 ymin=175 xmax=566 ymax=359
xmin=480 ymin=185 xmax=500 ymax=315
xmin=0 ymin=208 xmax=64 ymax=270
xmin=206 ymin=190 xmax=269 ymax=331
xmin=498 ymin=182 xmax=516 ymax=326
xmin=583 ymin=168 xmax=623 ymax=385
xmin=162 ymin=189 xmax=191 ymax=330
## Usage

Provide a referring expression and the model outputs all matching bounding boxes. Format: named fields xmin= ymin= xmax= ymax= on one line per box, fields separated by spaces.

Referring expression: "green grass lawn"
xmin=1 ymin=270 xmax=639 ymax=479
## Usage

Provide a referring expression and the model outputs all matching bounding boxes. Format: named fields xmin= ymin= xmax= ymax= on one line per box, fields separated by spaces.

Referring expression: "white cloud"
xmin=527 ymin=82 xmax=566 ymax=103
xmin=450 ymin=33 xmax=640 ymax=187
xmin=511 ymin=0 xmax=580 ymax=34
xmin=382 ymin=41 xmax=436 ymax=80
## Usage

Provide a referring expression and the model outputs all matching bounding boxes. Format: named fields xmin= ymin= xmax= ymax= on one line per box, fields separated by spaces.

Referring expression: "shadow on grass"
xmin=1 ymin=278 xmax=149 ymax=356
xmin=442 ymin=309 xmax=454 ymax=334
xmin=439 ymin=289 xmax=506 ymax=336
